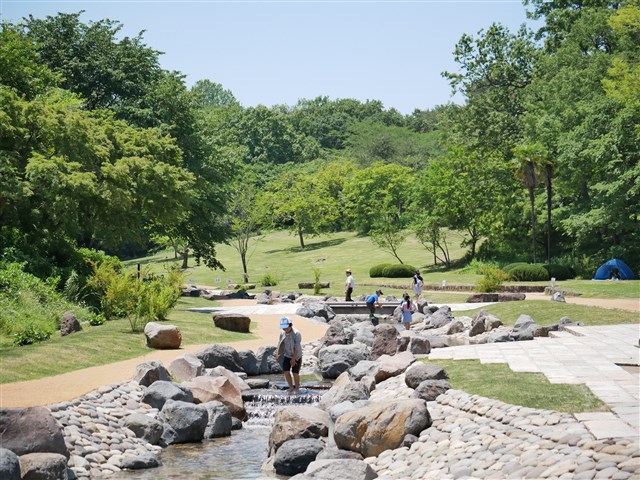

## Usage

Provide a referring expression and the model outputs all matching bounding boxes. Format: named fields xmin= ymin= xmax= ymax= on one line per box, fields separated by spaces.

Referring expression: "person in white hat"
xmin=345 ymin=269 xmax=355 ymax=301
xmin=275 ymin=317 xmax=302 ymax=392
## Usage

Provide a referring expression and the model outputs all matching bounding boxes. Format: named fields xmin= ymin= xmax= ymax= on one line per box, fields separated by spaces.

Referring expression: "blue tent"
xmin=592 ymin=259 xmax=636 ymax=280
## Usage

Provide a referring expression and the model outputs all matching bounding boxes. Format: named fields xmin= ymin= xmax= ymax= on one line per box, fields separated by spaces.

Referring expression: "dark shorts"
xmin=283 ymin=356 xmax=302 ymax=374
xmin=367 ymin=302 xmax=375 ymax=314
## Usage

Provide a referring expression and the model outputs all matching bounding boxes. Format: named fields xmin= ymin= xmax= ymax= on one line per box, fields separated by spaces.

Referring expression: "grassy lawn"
xmin=453 ymin=301 xmax=639 ymax=327
xmin=0 ymin=297 xmax=256 ymax=384
xmin=424 ymin=359 xmax=607 ymax=413
xmin=124 ymin=231 xmax=640 ymax=300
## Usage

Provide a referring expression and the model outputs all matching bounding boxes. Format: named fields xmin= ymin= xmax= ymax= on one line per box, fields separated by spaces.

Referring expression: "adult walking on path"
xmin=0 ymin=299 xmax=328 ymax=408
xmin=412 ymin=270 xmax=423 ymax=302
xmin=344 ymin=268 xmax=355 ymax=301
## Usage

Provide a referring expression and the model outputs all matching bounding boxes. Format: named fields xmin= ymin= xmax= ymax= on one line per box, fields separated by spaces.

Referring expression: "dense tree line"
xmin=1 ymin=0 xmax=638 ymax=285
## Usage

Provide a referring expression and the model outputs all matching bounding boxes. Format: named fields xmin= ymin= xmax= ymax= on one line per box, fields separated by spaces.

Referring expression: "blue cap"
xmin=280 ymin=317 xmax=291 ymax=329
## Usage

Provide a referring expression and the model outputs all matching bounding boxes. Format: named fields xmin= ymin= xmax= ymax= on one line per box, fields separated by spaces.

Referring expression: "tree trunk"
xmin=241 ymin=253 xmax=249 ymax=283
xmin=181 ymin=247 xmax=189 ymax=269
xmin=528 ymin=187 xmax=537 ymax=264
xmin=297 ymin=225 xmax=305 ymax=249
xmin=545 ymin=164 xmax=553 ymax=265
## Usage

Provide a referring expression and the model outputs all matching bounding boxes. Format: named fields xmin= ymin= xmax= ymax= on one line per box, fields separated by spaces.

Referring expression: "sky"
xmin=1 ymin=0 xmax=540 ymax=114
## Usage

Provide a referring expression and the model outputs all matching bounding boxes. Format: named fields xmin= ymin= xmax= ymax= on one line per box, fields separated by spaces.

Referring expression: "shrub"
xmin=369 ymin=264 xmax=417 ymax=278
xmin=382 ymin=264 xmax=417 ymax=278
xmin=313 ymin=267 xmax=322 ymax=295
xmin=369 ymin=264 xmax=394 ymax=277
xmin=504 ymin=263 xmax=549 ymax=282
xmin=13 ymin=322 xmax=53 ymax=346
xmin=475 ymin=265 xmax=509 ymax=292
xmin=543 ymin=264 xmax=576 ymax=281
xmin=260 ymin=273 xmax=278 ymax=287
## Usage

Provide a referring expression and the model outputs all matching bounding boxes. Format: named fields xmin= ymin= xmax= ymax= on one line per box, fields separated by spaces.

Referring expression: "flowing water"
xmin=112 ymin=384 xmax=324 ymax=480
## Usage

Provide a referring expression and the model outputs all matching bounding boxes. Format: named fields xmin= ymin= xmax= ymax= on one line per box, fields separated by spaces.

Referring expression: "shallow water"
xmin=112 ymin=387 xmax=323 ymax=480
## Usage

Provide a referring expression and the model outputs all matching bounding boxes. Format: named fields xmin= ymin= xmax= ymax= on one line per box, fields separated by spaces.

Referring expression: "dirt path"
xmin=0 ymin=304 xmax=328 ymax=409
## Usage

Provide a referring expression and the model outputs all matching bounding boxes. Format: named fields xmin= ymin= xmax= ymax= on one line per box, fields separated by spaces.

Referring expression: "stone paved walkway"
xmin=428 ymin=324 xmax=640 ymax=440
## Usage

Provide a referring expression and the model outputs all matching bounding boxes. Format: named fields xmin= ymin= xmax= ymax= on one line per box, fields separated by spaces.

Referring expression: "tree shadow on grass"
xmin=264 ymin=237 xmax=346 ymax=254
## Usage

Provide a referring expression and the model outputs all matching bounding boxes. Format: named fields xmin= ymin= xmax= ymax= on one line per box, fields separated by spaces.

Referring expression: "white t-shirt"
xmin=345 ymin=275 xmax=355 ymax=289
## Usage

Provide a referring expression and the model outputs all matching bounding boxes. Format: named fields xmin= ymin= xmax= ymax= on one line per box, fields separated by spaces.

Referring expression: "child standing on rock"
xmin=401 ymin=293 xmax=413 ymax=330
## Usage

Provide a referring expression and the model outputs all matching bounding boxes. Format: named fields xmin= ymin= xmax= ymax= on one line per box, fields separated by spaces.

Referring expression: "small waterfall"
xmin=244 ymin=388 xmax=323 ymax=428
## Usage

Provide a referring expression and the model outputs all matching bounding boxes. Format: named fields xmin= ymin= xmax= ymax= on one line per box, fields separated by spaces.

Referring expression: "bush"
xmin=475 ymin=265 xmax=509 ymax=292
xmin=503 ymin=263 xmax=549 ymax=282
xmin=543 ymin=263 xmax=576 ymax=281
xmin=260 ymin=273 xmax=278 ymax=287
xmin=370 ymin=264 xmax=416 ymax=278
xmin=369 ymin=264 xmax=394 ymax=277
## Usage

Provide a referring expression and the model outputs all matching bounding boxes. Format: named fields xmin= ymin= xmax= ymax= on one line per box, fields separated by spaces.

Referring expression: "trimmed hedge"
xmin=370 ymin=263 xmax=417 ymax=278
xmin=503 ymin=263 xmax=549 ymax=282
xmin=543 ymin=264 xmax=576 ymax=281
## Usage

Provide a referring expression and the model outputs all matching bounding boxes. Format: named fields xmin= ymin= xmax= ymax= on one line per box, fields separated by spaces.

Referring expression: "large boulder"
xmin=18 ymin=453 xmax=68 ymax=480
xmin=408 ymin=334 xmax=431 ymax=355
xmin=268 ymin=406 xmax=330 ymax=455
xmin=123 ymin=414 xmax=164 ymax=445
xmin=0 ymin=407 xmax=69 ymax=458
xmin=373 ymin=351 xmax=415 ymax=383
xmin=194 ymin=344 xmax=243 ymax=371
xmin=206 ymin=366 xmax=250 ymax=392
xmin=202 ymin=401 xmax=233 ymax=438
xmin=256 ymin=345 xmax=282 ymax=374
xmin=404 ymin=363 xmax=448 ymax=389
xmin=144 ymin=322 xmax=182 ymax=349
xmin=141 ymin=380 xmax=193 ymax=410
xmin=428 ymin=306 xmax=454 ymax=329
xmin=158 ymin=400 xmax=208 ymax=445
xmin=238 ymin=349 xmax=260 ymax=376
xmin=60 ymin=311 xmax=82 ymax=336
xmin=510 ymin=314 xmax=538 ymax=341
xmin=318 ymin=379 xmax=370 ymax=411
xmin=132 ymin=360 xmax=170 ymax=386
xmin=120 ymin=453 xmax=160 ymax=470
xmin=333 ymin=399 xmax=431 ymax=457
xmin=274 ymin=438 xmax=325 ymax=476
xmin=411 ymin=379 xmax=452 ymax=401
xmin=369 ymin=324 xmax=399 ymax=360
xmin=167 ymin=354 xmax=205 ymax=382
xmin=183 ymin=376 xmax=245 ymax=420
xmin=291 ymin=459 xmax=378 ymax=480
xmin=318 ymin=320 xmax=353 ymax=348
xmin=213 ymin=313 xmax=251 ymax=333
xmin=0 ymin=448 xmax=20 ymax=480
xmin=317 ymin=344 xmax=369 ymax=379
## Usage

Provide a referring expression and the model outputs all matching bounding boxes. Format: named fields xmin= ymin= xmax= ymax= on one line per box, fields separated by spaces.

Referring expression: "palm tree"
xmin=513 ymin=144 xmax=547 ymax=264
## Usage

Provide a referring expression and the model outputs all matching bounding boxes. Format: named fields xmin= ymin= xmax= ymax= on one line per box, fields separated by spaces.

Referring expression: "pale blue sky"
xmin=1 ymin=0 xmax=539 ymax=114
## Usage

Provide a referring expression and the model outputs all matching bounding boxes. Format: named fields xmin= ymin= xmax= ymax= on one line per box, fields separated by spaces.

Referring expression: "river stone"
xmin=404 ymin=362 xmax=448 ymax=389
xmin=18 ymin=452 xmax=68 ymax=480
xmin=373 ymin=351 xmax=415 ymax=383
xmin=195 ymin=344 xmax=243 ymax=372
xmin=158 ymin=400 xmax=208 ymax=446
xmin=317 ymin=344 xmax=369 ymax=379
xmin=122 ymin=414 xmax=164 ymax=445
xmin=132 ymin=361 xmax=171 ymax=387
xmin=213 ymin=313 xmax=251 ymax=333
xmin=369 ymin=324 xmax=399 ymax=360
xmin=318 ymin=381 xmax=370 ymax=411
xmin=256 ymin=345 xmax=282 ymax=374
xmin=274 ymin=438 xmax=325 ymax=476
xmin=333 ymin=399 xmax=431 ymax=457
xmin=144 ymin=322 xmax=182 ymax=349
xmin=268 ymin=406 xmax=330 ymax=455
xmin=183 ymin=376 xmax=246 ymax=420
xmin=237 ymin=349 xmax=260 ymax=376
xmin=0 ymin=448 xmax=20 ymax=480
xmin=141 ymin=380 xmax=193 ymax=410
xmin=120 ymin=453 xmax=160 ymax=470
xmin=411 ymin=379 xmax=452 ymax=401
xmin=291 ymin=459 xmax=378 ymax=479
xmin=168 ymin=354 xmax=204 ymax=382
xmin=202 ymin=401 xmax=232 ymax=438
xmin=0 ymin=407 xmax=69 ymax=458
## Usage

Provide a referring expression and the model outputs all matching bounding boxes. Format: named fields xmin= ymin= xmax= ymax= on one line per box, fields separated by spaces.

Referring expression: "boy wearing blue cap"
xmin=275 ymin=317 xmax=302 ymax=392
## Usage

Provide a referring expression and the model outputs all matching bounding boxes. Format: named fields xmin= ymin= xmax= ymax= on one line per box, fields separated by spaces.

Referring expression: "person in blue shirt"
xmin=366 ymin=289 xmax=383 ymax=326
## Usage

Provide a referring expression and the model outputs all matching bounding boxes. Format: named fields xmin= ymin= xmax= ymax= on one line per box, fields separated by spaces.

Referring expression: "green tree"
xmin=259 ymin=170 xmax=340 ymax=248
xmin=227 ymin=185 xmax=263 ymax=282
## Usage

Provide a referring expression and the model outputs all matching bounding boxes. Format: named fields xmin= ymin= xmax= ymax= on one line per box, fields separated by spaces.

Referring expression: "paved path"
xmin=428 ymin=324 xmax=640 ymax=440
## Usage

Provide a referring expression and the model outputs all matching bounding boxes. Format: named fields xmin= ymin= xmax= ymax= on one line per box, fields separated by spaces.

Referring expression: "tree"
xmin=413 ymin=215 xmax=453 ymax=267
xmin=512 ymin=144 xmax=547 ymax=263
xmin=227 ymin=185 xmax=263 ymax=282
xmin=259 ymin=170 xmax=340 ymax=248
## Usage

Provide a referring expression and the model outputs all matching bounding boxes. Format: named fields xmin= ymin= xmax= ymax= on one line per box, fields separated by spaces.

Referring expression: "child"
xmin=401 ymin=293 xmax=413 ymax=330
